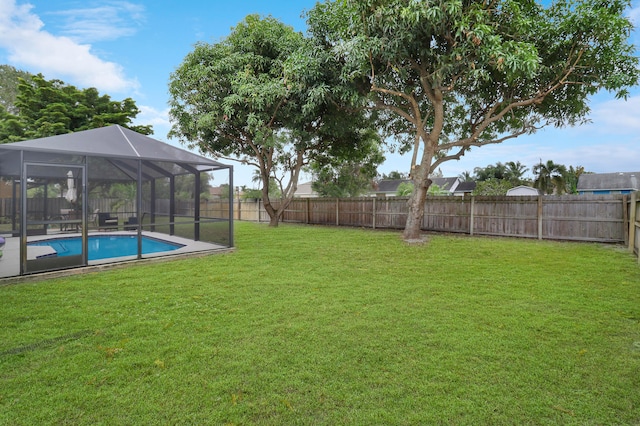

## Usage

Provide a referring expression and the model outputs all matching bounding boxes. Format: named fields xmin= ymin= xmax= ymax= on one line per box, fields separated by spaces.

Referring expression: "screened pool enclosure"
xmin=0 ymin=125 xmax=233 ymax=278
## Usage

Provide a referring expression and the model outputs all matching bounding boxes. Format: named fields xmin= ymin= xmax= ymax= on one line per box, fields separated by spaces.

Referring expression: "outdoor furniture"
xmin=98 ymin=212 xmax=118 ymax=230
xmin=60 ymin=209 xmax=80 ymax=231
xmin=89 ymin=209 xmax=100 ymax=227
xmin=124 ymin=216 xmax=138 ymax=231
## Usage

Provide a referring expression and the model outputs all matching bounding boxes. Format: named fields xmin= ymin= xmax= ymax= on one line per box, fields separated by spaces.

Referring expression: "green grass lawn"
xmin=1 ymin=222 xmax=639 ymax=425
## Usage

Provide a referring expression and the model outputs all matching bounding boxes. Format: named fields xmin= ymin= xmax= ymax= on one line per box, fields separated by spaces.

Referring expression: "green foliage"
xmin=241 ymin=188 xmax=262 ymax=200
xmin=108 ymin=183 xmax=136 ymax=211
xmin=381 ymin=170 xmax=408 ymax=180
xmin=1 ymin=222 xmax=639 ymax=424
xmin=566 ymin=165 xmax=586 ymax=194
xmin=472 ymin=178 xmax=512 ymax=196
xmin=474 ymin=161 xmax=530 ymax=190
xmin=396 ymin=181 xmax=414 ymax=196
xmin=311 ymin=138 xmax=384 ymax=198
xmin=0 ymin=73 xmax=152 ymax=143
xmin=427 ymin=183 xmax=450 ymax=195
xmin=218 ymin=184 xmax=231 ymax=200
xmin=242 ymin=178 xmax=280 ymax=200
xmin=474 ymin=162 xmax=509 ymax=181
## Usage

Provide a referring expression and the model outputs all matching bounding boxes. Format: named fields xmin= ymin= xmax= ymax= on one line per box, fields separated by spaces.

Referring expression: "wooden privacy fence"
xmin=2 ymin=194 xmax=635 ymax=254
xmin=201 ymin=194 xmax=630 ymax=244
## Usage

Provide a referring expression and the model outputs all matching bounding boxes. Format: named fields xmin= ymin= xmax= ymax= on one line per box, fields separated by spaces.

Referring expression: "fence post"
xmin=537 ymin=196 xmax=543 ymax=240
xmin=257 ymin=199 xmax=261 ymax=223
xmin=623 ymin=195 xmax=629 ymax=247
xmin=469 ymin=196 xmax=475 ymax=236
xmin=306 ymin=198 xmax=310 ymax=224
xmin=335 ymin=198 xmax=339 ymax=226
xmin=372 ymin=197 xmax=377 ymax=230
xmin=629 ymin=191 xmax=637 ymax=253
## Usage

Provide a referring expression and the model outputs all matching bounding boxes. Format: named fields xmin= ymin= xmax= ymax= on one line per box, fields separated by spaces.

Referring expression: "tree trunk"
xmin=263 ymin=196 xmax=280 ymax=227
xmin=403 ymin=151 xmax=434 ymax=241
xmin=403 ymin=178 xmax=431 ymax=241
xmin=269 ymin=213 xmax=279 ymax=227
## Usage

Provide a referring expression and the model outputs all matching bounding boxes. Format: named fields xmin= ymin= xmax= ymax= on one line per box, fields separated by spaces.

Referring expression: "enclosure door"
xmin=22 ymin=164 xmax=86 ymax=274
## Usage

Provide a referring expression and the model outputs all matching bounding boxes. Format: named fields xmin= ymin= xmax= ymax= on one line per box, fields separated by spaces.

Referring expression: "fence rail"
xmin=201 ymin=194 xmax=630 ymax=244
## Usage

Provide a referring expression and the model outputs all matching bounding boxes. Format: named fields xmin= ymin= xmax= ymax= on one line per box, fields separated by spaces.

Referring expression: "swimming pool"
xmin=28 ymin=235 xmax=185 ymax=261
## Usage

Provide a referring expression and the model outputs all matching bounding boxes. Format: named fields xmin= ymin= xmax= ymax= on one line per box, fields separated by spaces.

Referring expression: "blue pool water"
xmin=28 ymin=235 xmax=185 ymax=260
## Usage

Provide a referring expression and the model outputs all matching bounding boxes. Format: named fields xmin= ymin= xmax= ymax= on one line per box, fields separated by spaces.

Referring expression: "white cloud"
xmin=135 ymin=105 xmax=171 ymax=139
xmin=0 ymin=0 xmax=139 ymax=93
xmin=50 ymin=1 xmax=145 ymax=43
xmin=137 ymin=105 xmax=170 ymax=127
xmin=589 ymin=96 xmax=640 ymax=133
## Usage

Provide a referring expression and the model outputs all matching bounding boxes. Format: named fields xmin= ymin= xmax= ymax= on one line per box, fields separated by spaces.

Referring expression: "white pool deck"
xmin=0 ymin=231 xmax=231 ymax=279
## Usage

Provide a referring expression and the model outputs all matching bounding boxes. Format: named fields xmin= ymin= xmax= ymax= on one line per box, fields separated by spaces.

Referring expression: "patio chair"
xmin=124 ymin=216 xmax=138 ymax=231
xmin=97 ymin=212 xmax=118 ymax=230
xmin=89 ymin=209 xmax=100 ymax=227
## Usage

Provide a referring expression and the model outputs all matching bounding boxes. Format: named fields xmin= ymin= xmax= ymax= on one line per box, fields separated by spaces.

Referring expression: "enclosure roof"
xmin=0 ymin=125 xmax=227 ymax=170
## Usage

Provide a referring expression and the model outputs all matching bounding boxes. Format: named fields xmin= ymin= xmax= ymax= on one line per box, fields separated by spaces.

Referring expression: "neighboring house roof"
xmin=209 ymin=186 xmax=224 ymax=198
xmin=577 ymin=172 xmax=640 ymax=193
xmin=294 ymin=181 xmax=318 ymax=197
xmin=506 ymin=185 xmax=541 ymax=196
xmin=431 ymin=177 xmax=460 ymax=192
xmin=453 ymin=181 xmax=476 ymax=195
xmin=375 ymin=179 xmax=411 ymax=194
xmin=373 ymin=177 xmax=461 ymax=196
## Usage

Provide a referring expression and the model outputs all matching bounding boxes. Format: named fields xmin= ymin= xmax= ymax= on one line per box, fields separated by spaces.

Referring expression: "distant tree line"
xmin=379 ymin=160 xmax=586 ymax=197
xmin=461 ymin=160 xmax=586 ymax=195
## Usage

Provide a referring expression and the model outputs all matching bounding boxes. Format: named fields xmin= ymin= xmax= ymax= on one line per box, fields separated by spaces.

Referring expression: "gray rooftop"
xmin=577 ymin=172 xmax=640 ymax=191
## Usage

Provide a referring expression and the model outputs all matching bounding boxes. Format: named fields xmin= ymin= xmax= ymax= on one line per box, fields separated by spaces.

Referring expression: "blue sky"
xmin=0 ymin=0 xmax=639 ymax=188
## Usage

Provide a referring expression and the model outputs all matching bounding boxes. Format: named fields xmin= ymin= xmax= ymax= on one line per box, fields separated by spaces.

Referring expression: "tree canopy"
xmin=307 ymin=0 xmax=639 ymax=240
xmin=169 ymin=14 xmax=381 ymax=226
xmin=0 ymin=72 xmax=152 ymax=143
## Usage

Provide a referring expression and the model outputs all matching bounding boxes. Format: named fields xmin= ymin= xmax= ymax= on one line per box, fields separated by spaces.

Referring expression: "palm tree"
xmin=504 ymin=161 xmax=529 ymax=186
xmin=251 ymin=169 xmax=263 ymax=189
xmin=533 ymin=160 xmax=568 ymax=194
xmin=458 ymin=170 xmax=474 ymax=182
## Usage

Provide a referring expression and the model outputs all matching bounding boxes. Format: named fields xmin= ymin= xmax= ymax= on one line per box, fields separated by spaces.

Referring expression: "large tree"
xmin=169 ymin=15 xmax=380 ymax=226
xmin=308 ymin=0 xmax=639 ymax=241
xmin=0 ymin=73 xmax=152 ymax=143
